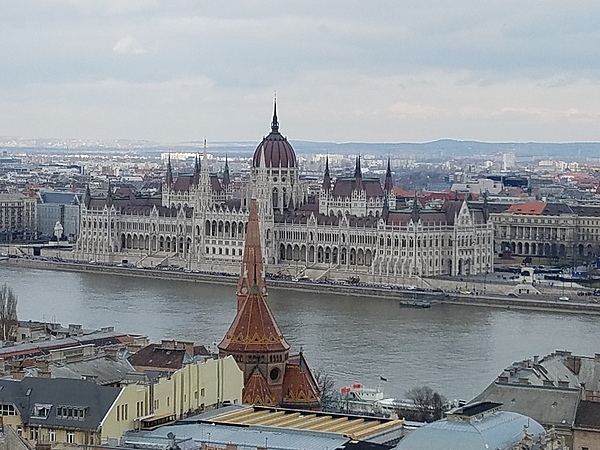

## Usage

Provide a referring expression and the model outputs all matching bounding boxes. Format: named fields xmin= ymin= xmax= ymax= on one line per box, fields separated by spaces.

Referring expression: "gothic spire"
xmin=354 ymin=155 xmax=364 ymax=191
xmin=84 ymin=184 xmax=91 ymax=208
xmin=271 ymin=96 xmax=279 ymax=133
xmin=322 ymin=155 xmax=331 ymax=191
xmin=411 ymin=193 xmax=420 ymax=224
xmin=236 ymin=199 xmax=267 ymax=310
xmin=384 ymin=156 xmax=393 ymax=193
xmin=382 ymin=193 xmax=390 ymax=221
xmin=166 ymin=154 xmax=173 ymax=187
xmin=193 ymin=154 xmax=200 ymax=185
xmin=106 ymin=180 xmax=113 ymax=207
xmin=482 ymin=189 xmax=490 ymax=223
xmin=223 ymin=154 xmax=231 ymax=187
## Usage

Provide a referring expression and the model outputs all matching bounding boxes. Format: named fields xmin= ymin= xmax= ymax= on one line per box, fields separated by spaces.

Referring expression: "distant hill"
xmin=1 ymin=137 xmax=600 ymax=159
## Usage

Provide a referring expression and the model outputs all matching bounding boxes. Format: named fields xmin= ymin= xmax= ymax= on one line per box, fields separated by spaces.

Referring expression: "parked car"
xmin=559 ymin=296 xmax=570 ymax=302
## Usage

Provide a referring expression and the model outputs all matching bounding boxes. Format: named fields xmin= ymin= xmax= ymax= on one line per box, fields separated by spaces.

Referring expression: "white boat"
xmin=339 ymin=383 xmax=400 ymax=417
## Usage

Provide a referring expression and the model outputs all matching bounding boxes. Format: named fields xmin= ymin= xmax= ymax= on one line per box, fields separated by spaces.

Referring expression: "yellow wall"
xmin=101 ymin=356 xmax=243 ymax=442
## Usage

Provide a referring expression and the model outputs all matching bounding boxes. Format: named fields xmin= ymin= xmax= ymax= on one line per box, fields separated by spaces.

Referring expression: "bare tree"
xmin=405 ymin=385 xmax=447 ymax=421
xmin=313 ymin=369 xmax=339 ymax=411
xmin=0 ymin=284 xmax=18 ymax=342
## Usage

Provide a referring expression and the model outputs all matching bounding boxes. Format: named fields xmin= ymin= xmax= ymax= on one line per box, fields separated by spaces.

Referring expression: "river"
xmin=1 ymin=265 xmax=599 ymax=402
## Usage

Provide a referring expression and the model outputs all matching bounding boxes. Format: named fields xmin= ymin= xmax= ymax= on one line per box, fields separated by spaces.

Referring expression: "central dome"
xmin=252 ymin=102 xmax=297 ymax=169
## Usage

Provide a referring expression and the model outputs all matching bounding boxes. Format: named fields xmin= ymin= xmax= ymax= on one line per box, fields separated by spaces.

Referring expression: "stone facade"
xmin=0 ymin=192 xmax=36 ymax=241
xmin=490 ymin=201 xmax=600 ymax=261
xmin=75 ymin=105 xmax=494 ymax=285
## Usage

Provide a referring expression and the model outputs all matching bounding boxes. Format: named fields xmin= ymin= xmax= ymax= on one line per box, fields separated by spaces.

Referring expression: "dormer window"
xmin=31 ymin=403 xmax=52 ymax=419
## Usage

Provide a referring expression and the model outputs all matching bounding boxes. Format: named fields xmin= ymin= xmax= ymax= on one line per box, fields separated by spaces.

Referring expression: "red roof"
xmin=243 ymin=369 xmax=278 ymax=406
xmin=506 ymin=202 xmax=547 ymax=215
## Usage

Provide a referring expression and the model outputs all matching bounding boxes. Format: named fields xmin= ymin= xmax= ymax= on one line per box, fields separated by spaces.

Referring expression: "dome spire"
xmin=271 ymin=93 xmax=279 ymax=132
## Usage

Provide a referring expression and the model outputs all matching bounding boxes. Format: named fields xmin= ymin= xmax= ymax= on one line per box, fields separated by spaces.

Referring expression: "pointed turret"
xmin=322 ymin=155 xmax=331 ymax=191
xmin=382 ymin=193 xmax=390 ymax=221
xmin=193 ymin=154 xmax=200 ymax=186
xmin=166 ymin=155 xmax=173 ymax=187
xmin=384 ymin=156 xmax=393 ymax=193
xmin=236 ymin=199 xmax=268 ymax=310
xmin=84 ymin=184 xmax=91 ymax=208
xmin=354 ymin=156 xmax=364 ymax=191
xmin=411 ymin=194 xmax=420 ymax=224
xmin=271 ymin=97 xmax=279 ymax=133
xmin=106 ymin=180 xmax=113 ymax=208
xmin=482 ymin=189 xmax=490 ymax=223
xmin=219 ymin=199 xmax=292 ymax=407
xmin=223 ymin=154 xmax=231 ymax=188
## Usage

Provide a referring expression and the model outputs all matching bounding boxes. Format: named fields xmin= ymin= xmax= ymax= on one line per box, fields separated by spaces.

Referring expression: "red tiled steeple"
xmin=218 ymin=288 xmax=290 ymax=354
xmin=219 ymin=198 xmax=320 ymax=409
xmin=236 ymin=199 xmax=268 ymax=311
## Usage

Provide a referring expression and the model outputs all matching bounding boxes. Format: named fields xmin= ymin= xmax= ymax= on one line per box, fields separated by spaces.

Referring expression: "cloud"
xmin=112 ymin=36 xmax=150 ymax=55
xmin=389 ymin=101 xmax=446 ymax=118
xmin=2 ymin=1 xmax=600 ymax=142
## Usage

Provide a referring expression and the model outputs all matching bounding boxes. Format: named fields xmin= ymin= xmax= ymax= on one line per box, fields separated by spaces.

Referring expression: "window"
xmin=49 ymin=429 xmax=56 ymax=442
xmin=31 ymin=403 xmax=52 ymax=419
xmin=0 ymin=403 xmax=16 ymax=415
xmin=67 ymin=432 xmax=74 ymax=444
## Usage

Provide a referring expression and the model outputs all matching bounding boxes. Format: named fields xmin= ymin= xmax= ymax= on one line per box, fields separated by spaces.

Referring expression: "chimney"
xmin=497 ymin=375 xmax=509 ymax=384
xmin=10 ymin=362 xmax=25 ymax=380
xmin=558 ymin=380 xmax=570 ymax=388
xmin=68 ymin=324 xmax=82 ymax=336
xmin=37 ymin=360 xmax=51 ymax=378
xmin=595 ymin=353 xmax=600 ymax=363
xmin=533 ymin=355 xmax=539 ymax=365
xmin=542 ymin=380 xmax=554 ymax=387
xmin=518 ymin=377 xmax=530 ymax=385
xmin=105 ymin=347 xmax=119 ymax=362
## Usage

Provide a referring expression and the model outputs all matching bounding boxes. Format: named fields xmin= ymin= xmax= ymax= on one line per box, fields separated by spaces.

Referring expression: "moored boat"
xmin=399 ymin=299 xmax=431 ymax=308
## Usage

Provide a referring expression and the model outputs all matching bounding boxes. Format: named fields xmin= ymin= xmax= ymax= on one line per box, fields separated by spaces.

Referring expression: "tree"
xmin=313 ymin=369 xmax=339 ymax=411
xmin=0 ymin=284 xmax=18 ymax=342
xmin=405 ymin=385 xmax=447 ymax=422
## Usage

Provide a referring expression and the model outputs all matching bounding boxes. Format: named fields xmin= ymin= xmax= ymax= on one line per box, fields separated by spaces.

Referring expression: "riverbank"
xmin=5 ymin=257 xmax=600 ymax=315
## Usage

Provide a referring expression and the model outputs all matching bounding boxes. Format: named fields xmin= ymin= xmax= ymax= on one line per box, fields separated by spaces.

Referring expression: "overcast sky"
xmin=1 ymin=1 xmax=600 ymax=143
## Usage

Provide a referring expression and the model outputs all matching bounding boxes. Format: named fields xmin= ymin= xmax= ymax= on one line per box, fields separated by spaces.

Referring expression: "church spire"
xmin=236 ymin=199 xmax=267 ymax=310
xmin=382 ymin=193 xmax=390 ymax=221
xmin=482 ymin=189 xmax=490 ymax=223
xmin=193 ymin=154 xmax=200 ymax=185
xmin=411 ymin=193 xmax=420 ymax=224
xmin=271 ymin=95 xmax=279 ymax=133
xmin=354 ymin=155 xmax=364 ymax=191
xmin=106 ymin=180 xmax=113 ymax=207
xmin=384 ymin=156 xmax=393 ymax=192
xmin=322 ymin=155 xmax=331 ymax=191
xmin=223 ymin=154 xmax=231 ymax=187
xmin=84 ymin=184 xmax=91 ymax=208
xmin=166 ymin=154 xmax=173 ymax=187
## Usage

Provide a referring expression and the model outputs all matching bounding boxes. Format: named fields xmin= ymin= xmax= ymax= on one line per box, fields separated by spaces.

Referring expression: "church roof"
xmin=243 ymin=369 xmax=278 ymax=406
xmin=281 ymin=353 xmax=321 ymax=409
xmin=218 ymin=290 xmax=290 ymax=353
xmin=219 ymin=199 xmax=290 ymax=354
xmin=236 ymin=199 xmax=268 ymax=306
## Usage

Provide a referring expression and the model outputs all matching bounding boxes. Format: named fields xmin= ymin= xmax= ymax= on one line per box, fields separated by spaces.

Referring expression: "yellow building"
xmin=0 ymin=356 xmax=243 ymax=448
xmin=102 ymin=355 xmax=243 ymax=444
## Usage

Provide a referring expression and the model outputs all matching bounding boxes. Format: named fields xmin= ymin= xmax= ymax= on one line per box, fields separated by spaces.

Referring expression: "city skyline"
xmin=2 ymin=2 xmax=600 ymax=143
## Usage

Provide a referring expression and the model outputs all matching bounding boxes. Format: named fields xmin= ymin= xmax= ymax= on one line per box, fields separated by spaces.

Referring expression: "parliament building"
xmin=76 ymin=103 xmax=494 ymax=285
